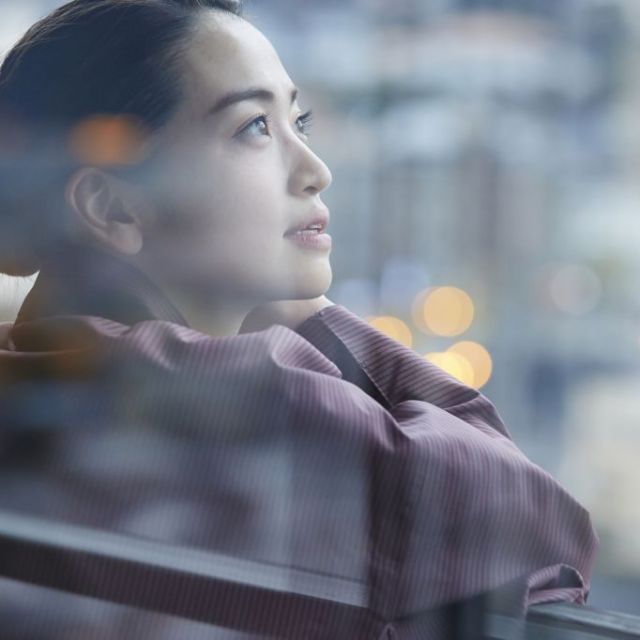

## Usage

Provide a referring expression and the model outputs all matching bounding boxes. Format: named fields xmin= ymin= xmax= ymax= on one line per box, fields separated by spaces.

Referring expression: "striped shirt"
xmin=0 ymin=248 xmax=598 ymax=638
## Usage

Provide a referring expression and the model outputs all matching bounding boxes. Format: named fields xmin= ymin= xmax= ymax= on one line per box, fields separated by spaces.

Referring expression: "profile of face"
xmin=128 ymin=12 xmax=334 ymax=307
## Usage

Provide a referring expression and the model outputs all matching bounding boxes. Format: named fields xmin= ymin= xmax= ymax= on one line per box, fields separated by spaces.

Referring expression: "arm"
xmin=297 ymin=304 xmax=510 ymax=439
xmin=243 ymin=301 xmax=597 ymax=613
xmin=296 ymin=305 xmax=598 ymax=614
xmin=242 ymin=299 xmax=508 ymax=438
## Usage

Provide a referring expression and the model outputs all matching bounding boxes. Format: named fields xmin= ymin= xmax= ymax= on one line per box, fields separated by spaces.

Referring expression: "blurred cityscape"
xmin=1 ymin=0 xmax=640 ymax=616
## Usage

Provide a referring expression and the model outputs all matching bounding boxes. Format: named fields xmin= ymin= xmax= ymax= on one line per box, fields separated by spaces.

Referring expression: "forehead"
xmin=180 ymin=13 xmax=294 ymax=110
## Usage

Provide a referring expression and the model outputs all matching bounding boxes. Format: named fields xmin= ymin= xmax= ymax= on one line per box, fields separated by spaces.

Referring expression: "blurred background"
xmin=1 ymin=0 xmax=640 ymax=617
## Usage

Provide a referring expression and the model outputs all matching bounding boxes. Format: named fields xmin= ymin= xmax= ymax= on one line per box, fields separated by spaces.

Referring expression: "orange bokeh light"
xmin=368 ymin=316 xmax=413 ymax=348
xmin=69 ymin=115 xmax=149 ymax=166
xmin=448 ymin=341 xmax=493 ymax=389
xmin=413 ymin=286 xmax=475 ymax=337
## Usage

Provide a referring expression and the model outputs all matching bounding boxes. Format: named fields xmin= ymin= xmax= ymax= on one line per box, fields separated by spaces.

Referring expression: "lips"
xmin=283 ymin=207 xmax=332 ymax=252
xmin=284 ymin=208 xmax=330 ymax=236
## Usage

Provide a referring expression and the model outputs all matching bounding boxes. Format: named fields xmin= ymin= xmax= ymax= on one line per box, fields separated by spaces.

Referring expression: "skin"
xmin=66 ymin=11 xmax=335 ymax=336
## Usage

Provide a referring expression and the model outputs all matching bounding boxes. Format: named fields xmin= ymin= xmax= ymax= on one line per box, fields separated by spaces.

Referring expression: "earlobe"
xmin=107 ymin=214 xmax=143 ymax=255
xmin=65 ymin=167 xmax=144 ymax=256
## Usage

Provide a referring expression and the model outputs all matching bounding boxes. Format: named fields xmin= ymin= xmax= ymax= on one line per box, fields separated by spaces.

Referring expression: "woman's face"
xmin=140 ymin=12 xmax=333 ymax=305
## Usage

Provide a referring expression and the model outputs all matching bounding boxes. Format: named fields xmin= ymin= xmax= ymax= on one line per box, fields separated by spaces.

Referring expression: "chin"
xmin=230 ymin=256 xmax=333 ymax=302
xmin=289 ymin=261 xmax=332 ymax=299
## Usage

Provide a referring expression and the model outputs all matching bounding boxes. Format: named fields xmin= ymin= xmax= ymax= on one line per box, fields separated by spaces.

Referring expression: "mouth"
xmin=284 ymin=208 xmax=332 ymax=251
xmin=284 ymin=209 xmax=330 ymax=237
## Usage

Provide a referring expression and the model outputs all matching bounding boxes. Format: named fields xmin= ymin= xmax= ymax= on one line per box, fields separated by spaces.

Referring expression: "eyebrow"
xmin=208 ymin=86 xmax=299 ymax=115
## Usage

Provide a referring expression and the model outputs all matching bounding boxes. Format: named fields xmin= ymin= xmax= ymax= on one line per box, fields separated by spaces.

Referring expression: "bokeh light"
xmin=368 ymin=316 xmax=413 ymax=348
xmin=448 ymin=341 xmax=493 ymax=389
xmin=413 ymin=286 xmax=475 ymax=336
xmin=425 ymin=351 xmax=475 ymax=385
xmin=69 ymin=115 xmax=149 ymax=166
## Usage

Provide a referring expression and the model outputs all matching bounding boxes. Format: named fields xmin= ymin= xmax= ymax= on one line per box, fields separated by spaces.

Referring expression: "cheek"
xmin=198 ymin=165 xmax=286 ymax=238
xmin=180 ymin=181 xmax=288 ymax=276
xmin=146 ymin=141 xmax=310 ymax=292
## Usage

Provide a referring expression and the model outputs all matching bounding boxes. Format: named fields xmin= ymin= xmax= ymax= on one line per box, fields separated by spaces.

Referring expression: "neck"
xmin=161 ymin=287 xmax=254 ymax=337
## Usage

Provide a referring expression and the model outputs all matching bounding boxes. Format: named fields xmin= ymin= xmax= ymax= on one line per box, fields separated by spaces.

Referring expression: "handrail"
xmin=525 ymin=603 xmax=640 ymax=639
xmin=0 ymin=510 xmax=638 ymax=639
xmin=487 ymin=604 xmax=640 ymax=639
xmin=0 ymin=510 xmax=374 ymax=638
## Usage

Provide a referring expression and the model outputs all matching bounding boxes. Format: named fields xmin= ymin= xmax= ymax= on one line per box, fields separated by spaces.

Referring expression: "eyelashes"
xmin=295 ymin=109 xmax=313 ymax=136
xmin=237 ymin=109 xmax=314 ymax=140
xmin=238 ymin=113 xmax=272 ymax=138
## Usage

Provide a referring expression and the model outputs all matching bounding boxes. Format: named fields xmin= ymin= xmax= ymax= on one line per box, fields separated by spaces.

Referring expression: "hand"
xmin=240 ymin=296 xmax=335 ymax=333
xmin=0 ymin=322 xmax=13 ymax=349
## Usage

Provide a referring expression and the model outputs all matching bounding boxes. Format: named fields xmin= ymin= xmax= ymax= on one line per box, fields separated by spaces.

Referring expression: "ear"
xmin=65 ymin=168 xmax=148 ymax=256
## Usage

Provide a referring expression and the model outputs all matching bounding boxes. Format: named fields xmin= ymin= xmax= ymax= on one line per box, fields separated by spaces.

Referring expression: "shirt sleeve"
xmin=296 ymin=305 xmax=599 ymax=615
xmin=297 ymin=304 xmax=510 ymax=439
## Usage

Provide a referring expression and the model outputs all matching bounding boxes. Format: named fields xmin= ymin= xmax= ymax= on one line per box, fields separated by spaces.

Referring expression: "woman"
xmin=0 ymin=1 xmax=597 ymax=638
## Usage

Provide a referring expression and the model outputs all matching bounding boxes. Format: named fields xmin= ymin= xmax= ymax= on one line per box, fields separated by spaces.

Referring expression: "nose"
xmin=288 ymin=139 xmax=333 ymax=197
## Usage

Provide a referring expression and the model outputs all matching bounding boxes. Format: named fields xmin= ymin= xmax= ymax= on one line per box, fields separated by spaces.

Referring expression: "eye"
xmin=237 ymin=114 xmax=272 ymax=139
xmin=295 ymin=109 xmax=313 ymax=137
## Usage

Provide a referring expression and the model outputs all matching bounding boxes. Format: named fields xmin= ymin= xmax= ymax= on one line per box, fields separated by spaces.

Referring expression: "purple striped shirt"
xmin=0 ymin=250 xmax=598 ymax=638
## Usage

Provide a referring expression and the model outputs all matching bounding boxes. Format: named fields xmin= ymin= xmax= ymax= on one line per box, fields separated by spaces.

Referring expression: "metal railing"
xmin=0 ymin=510 xmax=638 ymax=639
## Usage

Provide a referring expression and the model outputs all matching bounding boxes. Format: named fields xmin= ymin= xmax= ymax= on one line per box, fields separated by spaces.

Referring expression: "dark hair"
xmin=0 ymin=0 xmax=243 ymax=276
